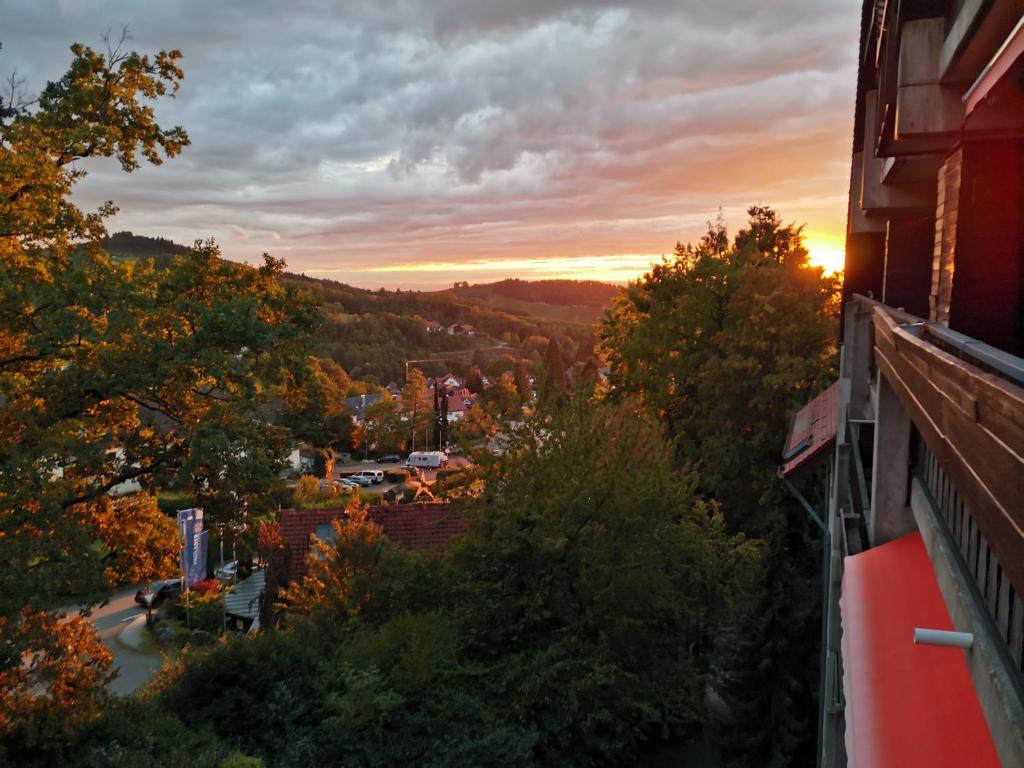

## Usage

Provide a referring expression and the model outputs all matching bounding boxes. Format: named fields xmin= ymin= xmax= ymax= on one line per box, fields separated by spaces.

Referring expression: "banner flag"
xmin=177 ymin=508 xmax=207 ymax=587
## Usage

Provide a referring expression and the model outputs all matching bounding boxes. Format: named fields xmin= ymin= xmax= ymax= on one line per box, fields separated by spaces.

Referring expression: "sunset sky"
xmin=6 ymin=0 xmax=859 ymax=288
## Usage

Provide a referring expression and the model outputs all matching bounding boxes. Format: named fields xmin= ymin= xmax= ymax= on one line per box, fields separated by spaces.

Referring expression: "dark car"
xmin=134 ymin=578 xmax=182 ymax=609
xmin=376 ymin=453 xmax=401 ymax=464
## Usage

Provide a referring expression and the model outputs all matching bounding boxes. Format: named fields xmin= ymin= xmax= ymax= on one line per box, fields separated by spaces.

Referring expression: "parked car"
xmin=134 ymin=578 xmax=182 ymax=609
xmin=214 ymin=561 xmax=239 ymax=582
xmin=336 ymin=478 xmax=360 ymax=489
xmin=350 ymin=469 xmax=384 ymax=485
xmin=376 ymin=453 xmax=401 ymax=464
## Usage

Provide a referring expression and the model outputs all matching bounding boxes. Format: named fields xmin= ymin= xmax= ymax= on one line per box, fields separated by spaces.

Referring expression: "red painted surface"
xmin=278 ymin=503 xmax=469 ymax=582
xmin=781 ymin=382 xmax=839 ymax=477
xmin=840 ymin=533 xmax=1000 ymax=768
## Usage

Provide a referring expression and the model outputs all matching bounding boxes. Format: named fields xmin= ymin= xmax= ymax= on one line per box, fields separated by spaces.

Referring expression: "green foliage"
xmin=26 ymin=698 xmax=228 ymax=768
xmin=283 ymin=273 xmax=602 ymax=385
xmin=600 ymin=207 xmax=838 ymax=532
xmin=116 ymin=397 xmax=754 ymax=767
xmin=483 ymin=374 xmax=520 ymax=419
xmin=454 ymin=278 xmax=621 ymax=308
xmin=401 ymin=368 xmax=432 ymax=451
xmin=185 ymin=591 xmax=225 ymax=635
xmin=598 ymin=207 xmax=838 ymax=763
xmin=540 ymin=337 xmax=567 ymax=403
xmin=711 ymin=531 xmax=818 ymax=767
xmin=278 ymin=357 xmax=354 ymax=453
xmin=0 ymin=39 xmax=324 ymax=749
xmin=364 ymin=396 xmax=403 ymax=455
xmin=514 ymin=357 xmax=532 ymax=403
xmin=219 ymin=753 xmax=265 ymax=768
xmin=440 ymin=398 xmax=756 ymax=764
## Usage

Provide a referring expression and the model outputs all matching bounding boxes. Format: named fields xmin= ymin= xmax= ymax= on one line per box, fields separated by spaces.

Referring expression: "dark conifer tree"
xmin=466 ymin=366 xmax=485 ymax=395
xmin=542 ymin=338 xmax=567 ymax=402
xmin=514 ymin=358 xmax=531 ymax=404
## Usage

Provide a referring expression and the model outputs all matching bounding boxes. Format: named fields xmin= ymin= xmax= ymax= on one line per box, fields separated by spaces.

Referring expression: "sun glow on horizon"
xmin=308 ymin=253 xmax=663 ymax=285
xmin=804 ymin=236 xmax=846 ymax=275
xmin=304 ymin=232 xmax=849 ymax=288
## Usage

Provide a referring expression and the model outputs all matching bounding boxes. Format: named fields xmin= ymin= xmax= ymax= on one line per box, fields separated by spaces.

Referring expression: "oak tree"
xmin=0 ymin=37 xmax=320 ymax=743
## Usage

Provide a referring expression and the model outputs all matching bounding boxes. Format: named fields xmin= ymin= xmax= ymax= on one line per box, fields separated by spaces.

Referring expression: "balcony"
xmin=787 ymin=294 xmax=1024 ymax=767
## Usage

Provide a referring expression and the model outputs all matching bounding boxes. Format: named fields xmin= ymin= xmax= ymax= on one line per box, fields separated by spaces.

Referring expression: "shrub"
xmin=192 ymin=579 xmax=222 ymax=597
xmin=384 ymin=468 xmax=409 ymax=483
xmin=435 ymin=468 xmax=460 ymax=483
xmin=399 ymin=482 xmax=420 ymax=503
xmin=172 ymin=592 xmax=223 ymax=634
xmin=220 ymin=753 xmax=264 ymax=768
xmin=293 ymin=475 xmax=320 ymax=504
xmin=157 ymin=491 xmax=193 ymax=516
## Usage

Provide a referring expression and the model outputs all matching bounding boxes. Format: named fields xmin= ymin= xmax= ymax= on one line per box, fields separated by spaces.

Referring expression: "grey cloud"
xmin=4 ymin=0 xmax=859 ymax=274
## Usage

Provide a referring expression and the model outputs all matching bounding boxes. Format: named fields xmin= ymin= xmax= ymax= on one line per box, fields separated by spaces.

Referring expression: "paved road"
xmin=66 ymin=584 xmax=167 ymax=696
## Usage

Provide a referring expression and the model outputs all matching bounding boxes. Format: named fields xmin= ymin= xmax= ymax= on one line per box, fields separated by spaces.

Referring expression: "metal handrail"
xmin=851 ymin=294 xmax=1024 ymax=387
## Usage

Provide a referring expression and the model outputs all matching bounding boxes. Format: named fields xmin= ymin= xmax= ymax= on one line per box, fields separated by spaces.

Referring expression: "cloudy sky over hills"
xmin=6 ymin=0 xmax=859 ymax=287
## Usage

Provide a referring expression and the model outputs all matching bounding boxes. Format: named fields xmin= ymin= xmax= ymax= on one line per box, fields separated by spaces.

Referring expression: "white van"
xmin=406 ymin=451 xmax=447 ymax=469
xmin=350 ymin=469 xmax=384 ymax=486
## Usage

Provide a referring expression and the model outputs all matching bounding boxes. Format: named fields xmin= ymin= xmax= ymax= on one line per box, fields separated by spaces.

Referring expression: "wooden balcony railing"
xmin=871 ymin=305 xmax=1024 ymax=669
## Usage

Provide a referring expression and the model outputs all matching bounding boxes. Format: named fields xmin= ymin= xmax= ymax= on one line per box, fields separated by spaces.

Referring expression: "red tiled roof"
xmin=447 ymin=394 xmax=470 ymax=412
xmin=369 ymin=503 xmax=470 ymax=550
xmin=840 ymin=532 xmax=999 ymax=768
xmin=276 ymin=503 xmax=469 ymax=582
xmin=277 ymin=508 xmax=347 ymax=582
xmin=780 ymin=381 xmax=839 ymax=477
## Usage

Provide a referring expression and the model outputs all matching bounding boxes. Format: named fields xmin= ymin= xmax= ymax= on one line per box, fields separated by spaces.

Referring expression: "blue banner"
xmin=189 ymin=530 xmax=209 ymax=586
xmin=177 ymin=508 xmax=207 ymax=587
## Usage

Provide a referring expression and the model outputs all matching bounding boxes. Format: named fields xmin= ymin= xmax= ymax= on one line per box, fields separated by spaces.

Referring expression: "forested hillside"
xmin=449 ymin=279 xmax=622 ymax=324
xmin=103 ymin=236 xmax=611 ymax=384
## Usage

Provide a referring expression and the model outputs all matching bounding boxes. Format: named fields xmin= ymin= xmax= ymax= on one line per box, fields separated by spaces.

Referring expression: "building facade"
xmin=784 ymin=3 xmax=1024 ymax=766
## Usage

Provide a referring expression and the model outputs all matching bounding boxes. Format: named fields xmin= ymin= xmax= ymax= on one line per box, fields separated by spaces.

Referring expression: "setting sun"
xmin=805 ymin=236 xmax=846 ymax=275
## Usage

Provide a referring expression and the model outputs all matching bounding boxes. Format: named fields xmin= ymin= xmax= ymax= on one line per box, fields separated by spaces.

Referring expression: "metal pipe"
xmin=780 ymin=476 xmax=828 ymax=534
xmin=913 ymin=628 xmax=974 ymax=649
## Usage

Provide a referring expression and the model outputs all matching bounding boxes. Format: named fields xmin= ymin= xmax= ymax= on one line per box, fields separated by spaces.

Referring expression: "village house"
xmin=429 ymin=372 xmax=463 ymax=390
xmin=276 ymin=503 xmax=470 ymax=582
xmin=444 ymin=392 xmax=472 ymax=422
xmin=345 ymin=392 xmax=384 ymax=423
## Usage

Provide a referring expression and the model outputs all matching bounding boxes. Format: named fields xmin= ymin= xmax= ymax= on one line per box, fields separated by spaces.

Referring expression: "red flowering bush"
xmin=191 ymin=578 xmax=221 ymax=596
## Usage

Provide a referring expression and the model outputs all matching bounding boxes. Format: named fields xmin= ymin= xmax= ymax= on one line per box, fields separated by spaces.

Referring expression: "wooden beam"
xmin=873 ymin=307 xmax=1024 ymax=594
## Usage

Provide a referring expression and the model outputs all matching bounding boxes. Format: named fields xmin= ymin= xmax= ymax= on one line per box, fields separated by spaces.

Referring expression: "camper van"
xmin=405 ymin=451 xmax=447 ymax=469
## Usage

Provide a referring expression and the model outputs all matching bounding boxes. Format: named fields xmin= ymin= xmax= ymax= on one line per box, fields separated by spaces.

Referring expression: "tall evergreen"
xmin=541 ymin=338 xmax=567 ymax=403
xmin=711 ymin=531 xmax=819 ymax=767
xmin=466 ymin=366 xmax=485 ymax=395
xmin=514 ymin=358 xmax=531 ymax=404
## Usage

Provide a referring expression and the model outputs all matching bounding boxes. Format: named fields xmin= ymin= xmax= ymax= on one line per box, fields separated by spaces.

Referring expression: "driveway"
xmin=64 ymin=584 xmax=167 ymax=696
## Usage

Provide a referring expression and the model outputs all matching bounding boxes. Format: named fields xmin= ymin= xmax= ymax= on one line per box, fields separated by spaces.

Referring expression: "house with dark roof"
xmin=445 ymin=393 xmax=472 ymax=422
xmin=345 ymin=392 xmax=384 ymax=423
xmin=276 ymin=503 xmax=470 ymax=582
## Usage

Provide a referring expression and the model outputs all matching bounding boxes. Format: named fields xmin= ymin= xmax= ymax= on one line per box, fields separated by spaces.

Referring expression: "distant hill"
xmin=446 ymin=279 xmax=620 ymax=325
xmin=453 ymin=278 xmax=621 ymax=307
xmin=100 ymin=233 xmax=616 ymax=382
xmin=102 ymin=231 xmax=190 ymax=259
